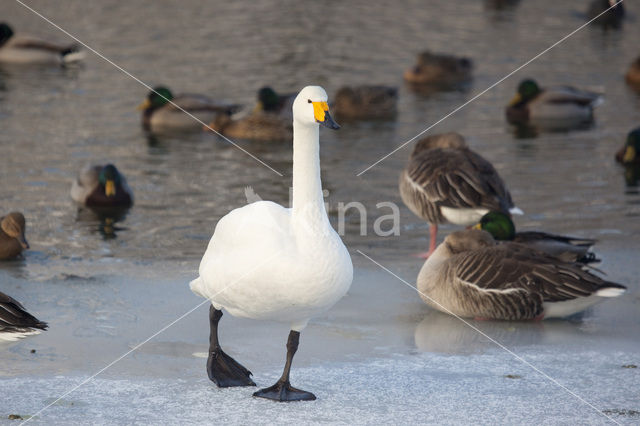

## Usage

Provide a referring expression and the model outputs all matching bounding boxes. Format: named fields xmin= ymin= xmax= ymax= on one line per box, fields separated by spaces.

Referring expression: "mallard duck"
xmin=506 ymin=79 xmax=602 ymax=127
xmin=0 ymin=291 xmax=47 ymax=342
xmin=190 ymin=86 xmax=352 ymax=401
xmin=587 ymin=0 xmax=624 ymax=29
xmin=0 ymin=22 xmax=84 ymax=65
xmin=615 ymin=127 xmax=640 ymax=165
xmin=626 ymin=57 xmax=640 ymax=87
xmin=71 ymin=164 xmax=133 ymax=208
xmin=403 ymin=51 xmax=472 ymax=86
xmin=207 ymin=110 xmax=293 ymax=141
xmin=255 ymin=86 xmax=295 ymax=120
xmin=417 ymin=229 xmax=626 ymax=320
xmin=475 ymin=211 xmax=598 ymax=264
xmin=137 ymin=86 xmax=241 ymax=133
xmin=399 ymin=132 xmax=522 ymax=258
xmin=332 ymin=85 xmax=398 ymax=120
xmin=0 ymin=212 xmax=29 ymax=260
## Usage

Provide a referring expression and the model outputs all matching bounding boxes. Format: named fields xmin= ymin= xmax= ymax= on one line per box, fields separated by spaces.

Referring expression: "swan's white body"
xmin=190 ymin=86 xmax=353 ymax=331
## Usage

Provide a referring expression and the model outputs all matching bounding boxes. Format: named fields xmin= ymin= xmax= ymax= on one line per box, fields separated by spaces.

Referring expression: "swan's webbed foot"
xmin=207 ymin=349 xmax=256 ymax=387
xmin=253 ymin=380 xmax=316 ymax=401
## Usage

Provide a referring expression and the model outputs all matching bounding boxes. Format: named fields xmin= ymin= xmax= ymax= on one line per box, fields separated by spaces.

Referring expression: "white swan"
xmin=190 ymin=86 xmax=353 ymax=401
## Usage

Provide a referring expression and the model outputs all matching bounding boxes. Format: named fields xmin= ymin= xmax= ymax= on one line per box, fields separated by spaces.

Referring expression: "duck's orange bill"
xmin=105 ymin=180 xmax=116 ymax=197
xmin=136 ymin=99 xmax=151 ymax=111
xmin=508 ymin=93 xmax=522 ymax=107
xmin=624 ymin=146 xmax=636 ymax=163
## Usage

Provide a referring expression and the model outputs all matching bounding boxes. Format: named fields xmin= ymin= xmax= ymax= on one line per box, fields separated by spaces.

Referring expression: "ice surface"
xmin=1 ymin=260 xmax=638 ymax=425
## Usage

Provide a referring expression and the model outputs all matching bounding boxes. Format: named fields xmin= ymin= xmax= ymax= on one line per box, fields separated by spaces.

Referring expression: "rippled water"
xmin=1 ymin=0 xmax=639 ymax=278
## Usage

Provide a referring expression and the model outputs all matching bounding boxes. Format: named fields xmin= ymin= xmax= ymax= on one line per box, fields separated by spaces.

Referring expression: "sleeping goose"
xmin=615 ymin=127 xmax=640 ymax=165
xmin=0 ymin=22 xmax=84 ymax=65
xmin=190 ymin=86 xmax=352 ymax=401
xmin=0 ymin=212 xmax=29 ymax=260
xmin=399 ymin=132 xmax=522 ymax=258
xmin=475 ymin=211 xmax=598 ymax=264
xmin=506 ymin=79 xmax=602 ymax=128
xmin=417 ymin=229 xmax=626 ymax=320
xmin=0 ymin=291 xmax=47 ymax=342
xmin=403 ymin=51 xmax=473 ymax=87
xmin=137 ymin=86 xmax=241 ymax=133
xmin=71 ymin=164 xmax=133 ymax=209
xmin=332 ymin=85 xmax=398 ymax=120
xmin=255 ymin=86 xmax=295 ymax=120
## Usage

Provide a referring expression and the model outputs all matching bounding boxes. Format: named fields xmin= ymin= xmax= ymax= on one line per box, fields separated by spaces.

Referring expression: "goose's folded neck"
xmin=291 ymin=121 xmax=329 ymax=232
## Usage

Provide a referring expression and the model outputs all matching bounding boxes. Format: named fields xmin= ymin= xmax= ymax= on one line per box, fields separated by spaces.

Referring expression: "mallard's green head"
xmin=622 ymin=128 xmax=640 ymax=163
xmin=138 ymin=86 xmax=173 ymax=111
xmin=474 ymin=211 xmax=515 ymax=241
xmin=99 ymin=164 xmax=122 ymax=197
xmin=509 ymin=79 xmax=541 ymax=106
xmin=0 ymin=22 xmax=14 ymax=45
xmin=257 ymin=86 xmax=280 ymax=111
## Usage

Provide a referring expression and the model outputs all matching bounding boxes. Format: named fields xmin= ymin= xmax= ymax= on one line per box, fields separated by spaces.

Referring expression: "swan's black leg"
xmin=253 ymin=330 xmax=316 ymax=401
xmin=206 ymin=306 xmax=255 ymax=387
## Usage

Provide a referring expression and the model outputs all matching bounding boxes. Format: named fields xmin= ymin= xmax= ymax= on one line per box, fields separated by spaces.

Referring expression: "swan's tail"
xmin=189 ymin=276 xmax=206 ymax=298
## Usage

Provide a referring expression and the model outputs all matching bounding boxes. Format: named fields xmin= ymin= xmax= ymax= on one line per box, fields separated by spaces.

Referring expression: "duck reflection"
xmin=414 ymin=309 xmax=587 ymax=355
xmin=623 ymin=165 xmax=640 ymax=193
xmin=76 ymin=207 xmax=129 ymax=240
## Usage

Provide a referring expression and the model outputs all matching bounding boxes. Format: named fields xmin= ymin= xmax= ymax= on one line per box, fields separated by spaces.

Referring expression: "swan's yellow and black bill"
xmin=508 ymin=93 xmax=522 ymax=107
xmin=623 ymin=146 xmax=636 ymax=163
xmin=136 ymin=99 xmax=151 ymax=111
xmin=312 ymin=101 xmax=340 ymax=129
xmin=105 ymin=180 xmax=116 ymax=197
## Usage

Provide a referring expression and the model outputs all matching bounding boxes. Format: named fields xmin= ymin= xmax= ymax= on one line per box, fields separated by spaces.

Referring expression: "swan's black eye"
xmin=307 ymin=99 xmax=312 ymax=103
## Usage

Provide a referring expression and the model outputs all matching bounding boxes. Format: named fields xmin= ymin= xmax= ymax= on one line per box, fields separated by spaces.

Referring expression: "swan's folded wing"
xmin=405 ymin=148 xmax=511 ymax=211
xmin=454 ymin=244 xmax=614 ymax=303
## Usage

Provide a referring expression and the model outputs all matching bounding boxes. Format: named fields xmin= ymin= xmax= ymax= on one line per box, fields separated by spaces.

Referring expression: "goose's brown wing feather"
xmin=406 ymin=148 xmax=513 ymax=212
xmin=454 ymin=243 xmax=617 ymax=302
xmin=0 ymin=292 xmax=47 ymax=330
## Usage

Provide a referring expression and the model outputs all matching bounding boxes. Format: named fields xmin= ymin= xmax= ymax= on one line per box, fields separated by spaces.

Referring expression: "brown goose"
xmin=0 ymin=291 xmax=47 ymax=341
xmin=417 ymin=229 xmax=626 ymax=321
xmin=0 ymin=212 xmax=29 ymax=260
xmin=399 ymin=132 xmax=521 ymax=257
xmin=332 ymin=85 xmax=398 ymax=120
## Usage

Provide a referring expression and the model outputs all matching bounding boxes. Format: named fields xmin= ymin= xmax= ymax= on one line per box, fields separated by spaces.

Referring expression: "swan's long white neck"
xmin=291 ymin=120 xmax=329 ymax=231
